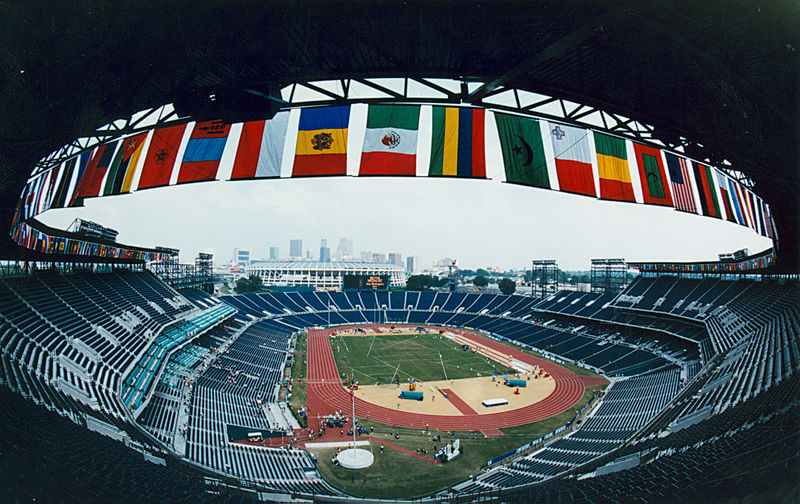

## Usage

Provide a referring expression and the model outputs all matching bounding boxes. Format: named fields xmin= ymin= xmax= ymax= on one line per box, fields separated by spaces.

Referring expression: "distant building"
xmin=233 ymin=248 xmax=250 ymax=266
xmin=372 ymin=253 xmax=386 ymax=263
xmin=247 ymin=260 xmax=406 ymax=289
xmin=388 ymin=253 xmax=402 ymax=267
xmin=360 ymin=251 xmax=373 ymax=262
xmin=269 ymin=247 xmax=279 ymax=260
xmin=336 ymin=237 xmax=353 ymax=260
xmin=406 ymin=256 xmax=420 ymax=274
xmin=320 ymin=239 xmax=331 ymax=263
xmin=289 ymin=239 xmax=302 ymax=259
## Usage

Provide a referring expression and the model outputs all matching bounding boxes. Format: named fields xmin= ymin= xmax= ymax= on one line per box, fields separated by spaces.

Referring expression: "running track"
xmin=305 ymin=325 xmax=606 ymax=432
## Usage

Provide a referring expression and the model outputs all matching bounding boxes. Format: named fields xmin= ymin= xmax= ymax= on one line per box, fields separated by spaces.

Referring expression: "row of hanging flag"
xmin=15 ymin=104 xmax=776 ymax=240
xmin=11 ymin=221 xmax=171 ymax=262
xmin=629 ymin=249 xmax=776 ymax=273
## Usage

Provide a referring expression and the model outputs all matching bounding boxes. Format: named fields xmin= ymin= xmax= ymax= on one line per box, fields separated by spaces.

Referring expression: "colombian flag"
xmin=429 ymin=107 xmax=485 ymax=177
xmin=594 ymin=132 xmax=635 ymax=202
xmin=293 ymin=106 xmax=350 ymax=177
xmin=178 ymin=120 xmax=231 ymax=184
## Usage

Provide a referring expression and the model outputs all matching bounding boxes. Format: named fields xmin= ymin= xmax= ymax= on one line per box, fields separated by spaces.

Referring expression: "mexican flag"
xmin=359 ymin=105 xmax=420 ymax=176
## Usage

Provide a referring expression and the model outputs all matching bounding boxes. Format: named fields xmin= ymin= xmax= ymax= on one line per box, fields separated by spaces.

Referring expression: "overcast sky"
xmin=38 ymin=176 xmax=772 ymax=271
xmin=37 ymin=98 xmax=772 ymax=271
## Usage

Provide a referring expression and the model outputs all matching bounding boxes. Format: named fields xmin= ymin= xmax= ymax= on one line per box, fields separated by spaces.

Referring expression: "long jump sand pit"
xmin=352 ymin=374 xmax=555 ymax=416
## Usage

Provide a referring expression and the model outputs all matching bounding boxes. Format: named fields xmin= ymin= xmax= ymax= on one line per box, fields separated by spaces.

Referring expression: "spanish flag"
xmin=293 ymin=106 xmax=350 ymax=177
xmin=594 ymin=132 xmax=635 ymax=202
xmin=429 ymin=107 xmax=486 ymax=178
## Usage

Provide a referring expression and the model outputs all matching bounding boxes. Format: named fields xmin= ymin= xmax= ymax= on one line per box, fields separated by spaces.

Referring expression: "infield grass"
xmin=331 ymin=332 xmax=515 ymax=385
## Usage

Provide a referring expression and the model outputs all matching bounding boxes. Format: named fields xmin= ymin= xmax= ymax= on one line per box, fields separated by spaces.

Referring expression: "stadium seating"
xmin=2 ymin=269 xmax=798 ymax=502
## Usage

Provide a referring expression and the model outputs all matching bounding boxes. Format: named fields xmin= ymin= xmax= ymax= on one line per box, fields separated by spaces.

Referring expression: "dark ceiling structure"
xmin=1 ymin=0 xmax=798 ymax=270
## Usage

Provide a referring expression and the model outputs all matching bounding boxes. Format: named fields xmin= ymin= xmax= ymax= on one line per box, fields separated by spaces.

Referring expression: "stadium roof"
xmin=0 ymin=1 xmax=797 ymax=270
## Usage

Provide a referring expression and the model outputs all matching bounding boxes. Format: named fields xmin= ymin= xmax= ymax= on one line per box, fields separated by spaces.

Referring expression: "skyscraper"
xmin=336 ymin=237 xmax=353 ymax=260
xmin=406 ymin=256 xmax=420 ymax=274
xmin=388 ymin=253 xmax=402 ymax=267
xmin=360 ymin=251 xmax=372 ymax=262
xmin=289 ymin=239 xmax=302 ymax=259
xmin=269 ymin=247 xmax=279 ymax=260
xmin=320 ymin=239 xmax=331 ymax=263
xmin=233 ymin=248 xmax=250 ymax=266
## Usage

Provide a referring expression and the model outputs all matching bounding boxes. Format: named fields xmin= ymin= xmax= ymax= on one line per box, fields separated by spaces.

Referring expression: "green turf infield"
xmin=330 ymin=331 xmax=516 ymax=385
xmin=313 ymin=384 xmax=607 ymax=499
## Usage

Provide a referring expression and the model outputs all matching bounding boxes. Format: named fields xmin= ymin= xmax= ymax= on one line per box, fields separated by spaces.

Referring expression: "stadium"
xmin=0 ymin=2 xmax=798 ymax=503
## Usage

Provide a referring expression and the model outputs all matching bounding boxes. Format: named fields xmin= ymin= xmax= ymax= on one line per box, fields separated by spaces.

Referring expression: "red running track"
xmin=305 ymin=325 xmax=605 ymax=432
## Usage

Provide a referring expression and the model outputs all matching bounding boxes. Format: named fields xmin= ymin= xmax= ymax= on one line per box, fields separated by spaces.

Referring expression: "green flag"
xmin=495 ymin=113 xmax=549 ymax=188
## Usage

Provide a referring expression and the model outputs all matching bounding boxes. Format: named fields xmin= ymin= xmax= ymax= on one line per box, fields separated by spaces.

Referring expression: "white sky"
xmin=38 ymin=176 xmax=772 ymax=271
xmin=36 ymin=85 xmax=773 ymax=271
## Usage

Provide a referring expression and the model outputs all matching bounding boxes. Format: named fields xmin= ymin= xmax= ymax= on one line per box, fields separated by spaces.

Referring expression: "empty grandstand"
xmin=1 ymin=2 xmax=798 ymax=503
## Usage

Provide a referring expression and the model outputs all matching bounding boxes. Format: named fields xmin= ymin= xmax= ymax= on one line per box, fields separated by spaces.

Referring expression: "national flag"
xmin=429 ymin=107 xmax=486 ymax=178
xmin=139 ymin=124 xmax=187 ymax=189
xmin=764 ymin=203 xmax=777 ymax=240
xmin=495 ymin=113 xmax=549 ymax=188
xmin=51 ymin=157 xmax=77 ymax=209
xmin=359 ymin=104 xmax=421 ymax=176
xmin=293 ymin=106 xmax=350 ymax=177
xmin=71 ymin=140 xmax=120 ymax=204
xmin=548 ymin=123 xmax=595 ymax=196
xmin=744 ymin=188 xmax=758 ymax=230
xmin=691 ymin=161 xmax=721 ymax=218
xmin=230 ymin=112 xmax=290 ymax=179
xmin=633 ymin=143 xmax=672 ymax=206
xmin=714 ymin=169 xmax=737 ymax=223
xmin=664 ymin=153 xmax=697 ymax=213
xmin=103 ymin=132 xmax=148 ymax=195
xmin=756 ymin=197 xmax=768 ymax=237
xmin=178 ymin=120 xmax=231 ymax=184
xmin=729 ymin=179 xmax=749 ymax=226
xmin=594 ymin=132 xmax=635 ymax=202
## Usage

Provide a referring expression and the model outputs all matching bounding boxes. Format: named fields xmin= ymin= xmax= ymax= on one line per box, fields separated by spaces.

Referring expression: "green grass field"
xmin=331 ymin=332 xmax=515 ymax=385
xmin=314 ymin=384 xmax=606 ymax=499
xmin=288 ymin=331 xmax=308 ymax=428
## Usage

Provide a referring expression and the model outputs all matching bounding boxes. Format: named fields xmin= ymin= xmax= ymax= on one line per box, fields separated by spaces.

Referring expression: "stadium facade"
xmin=246 ymin=260 xmax=406 ymax=289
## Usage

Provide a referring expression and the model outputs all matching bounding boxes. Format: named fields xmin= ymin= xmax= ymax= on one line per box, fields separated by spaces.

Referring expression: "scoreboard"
xmin=343 ymin=274 xmax=390 ymax=290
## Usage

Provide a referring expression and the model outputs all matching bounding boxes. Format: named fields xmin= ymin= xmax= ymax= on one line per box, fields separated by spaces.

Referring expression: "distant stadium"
xmin=1 ymin=3 xmax=798 ymax=504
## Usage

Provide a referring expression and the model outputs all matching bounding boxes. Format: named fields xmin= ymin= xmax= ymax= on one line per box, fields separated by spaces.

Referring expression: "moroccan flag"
xmin=633 ymin=143 xmax=672 ymax=206
xmin=139 ymin=124 xmax=187 ymax=189
xmin=293 ymin=106 xmax=350 ymax=177
xmin=103 ymin=132 xmax=148 ymax=195
xmin=549 ymin=123 xmax=595 ymax=196
xmin=71 ymin=140 xmax=119 ymax=204
xmin=360 ymin=105 xmax=421 ymax=176
xmin=594 ymin=132 xmax=635 ymax=202
xmin=495 ymin=113 xmax=548 ymax=188
xmin=429 ymin=107 xmax=486 ymax=178
xmin=230 ymin=112 xmax=290 ymax=179
xmin=178 ymin=120 xmax=231 ymax=184
xmin=664 ymin=153 xmax=697 ymax=213
xmin=691 ymin=161 xmax=721 ymax=218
